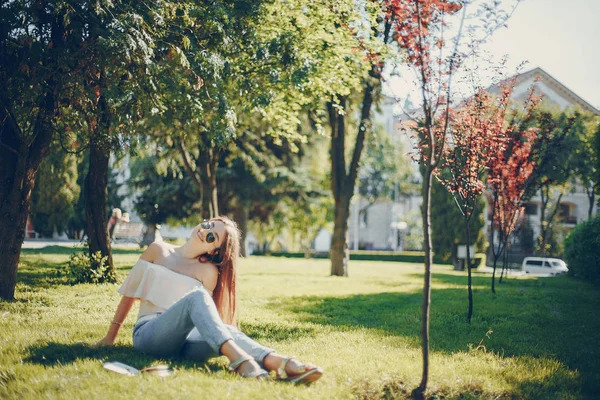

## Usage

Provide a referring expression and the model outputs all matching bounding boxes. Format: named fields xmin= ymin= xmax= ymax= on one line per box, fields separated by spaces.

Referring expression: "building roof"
xmin=495 ymin=67 xmax=599 ymax=115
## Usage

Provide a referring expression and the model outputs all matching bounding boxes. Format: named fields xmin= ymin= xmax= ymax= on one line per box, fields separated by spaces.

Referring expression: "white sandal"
xmin=228 ymin=355 xmax=270 ymax=379
xmin=276 ymin=357 xmax=323 ymax=384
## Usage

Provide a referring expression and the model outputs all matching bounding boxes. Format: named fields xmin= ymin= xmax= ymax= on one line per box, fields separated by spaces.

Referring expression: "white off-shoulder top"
xmin=118 ymin=259 xmax=213 ymax=320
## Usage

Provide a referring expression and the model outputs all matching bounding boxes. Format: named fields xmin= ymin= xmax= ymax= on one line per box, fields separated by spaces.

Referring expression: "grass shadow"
xmin=240 ymin=321 xmax=317 ymax=342
xmin=16 ymin=258 xmax=71 ymax=289
xmin=269 ymin=279 xmax=600 ymax=397
xmin=17 ymin=247 xmax=141 ymax=290
xmin=269 ymin=291 xmax=423 ymax=347
xmin=23 ymin=342 xmax=224 ymax=373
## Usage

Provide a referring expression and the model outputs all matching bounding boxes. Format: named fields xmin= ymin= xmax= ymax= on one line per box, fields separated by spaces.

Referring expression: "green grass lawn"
xmin=1 ymin=247 xmax=599 ymax=399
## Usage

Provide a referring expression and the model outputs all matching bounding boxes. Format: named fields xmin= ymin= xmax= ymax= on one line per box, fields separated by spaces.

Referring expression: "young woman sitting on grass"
xmin=96 ymin=216 xmax=323 ymax=382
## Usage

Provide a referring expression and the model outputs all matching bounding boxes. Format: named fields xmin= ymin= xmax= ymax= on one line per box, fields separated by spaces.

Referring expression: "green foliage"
xmin=517 ymin=218 xmax=535 ymax=254
xmin=30 ymin=142 xmax=80 ymax=237
xmin=524 ymin=107 xmax=583 ymax=198
xmin=359 ymin=125 xmax=416 ymax=205
xmin=129 ymin=155 xmax=201 ymax=226
xmin=564 ymin=215 xmax=600 ymax=286
xmin=63 ymin=250 xmax=116 ymax=284
xmin=402 ymin=210 xmax=424 ymax=251
xmin=430 ymin=179 xmax=487 ymax=263
xmin=536 ymin=223 xmax=564 ymax=258
xmin=570 ymin=113 xmax=600 ymax=213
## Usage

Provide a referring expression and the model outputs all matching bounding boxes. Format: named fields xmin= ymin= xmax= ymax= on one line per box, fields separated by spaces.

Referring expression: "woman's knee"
xmin=183 ymin=289 xmax=212 ymax=308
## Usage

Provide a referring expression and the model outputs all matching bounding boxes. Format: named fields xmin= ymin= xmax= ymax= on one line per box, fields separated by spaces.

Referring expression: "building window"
xmin=558 ymin=204 xmax=576 ymax=224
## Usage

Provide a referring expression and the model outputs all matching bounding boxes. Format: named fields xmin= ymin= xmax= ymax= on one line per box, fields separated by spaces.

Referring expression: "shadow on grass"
xmin=16 ymin=258 xmax=70 ymax=289
xmin=240 ymin=321 xmax=317 ymax=342
xmin=268 ymin=274 xmax=600 ymax=398
xmin=23 ymin=342 xmax=224 ymax=373
xmin=270 ymin=291 xmax=422 ymax=346
xmin=17 ymin=247 xmax=141 ymax=290
xmin=350 ymin=373 xmax=582 ymax=400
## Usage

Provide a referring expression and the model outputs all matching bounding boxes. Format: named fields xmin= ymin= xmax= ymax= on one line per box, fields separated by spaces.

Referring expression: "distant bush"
xmin=260 ymin=250 xmax=483 ymax=264
xmin=64 ymin=250 xmax=116 ymax=284
xmin=564 ymin=215 xmax=600 ymax=286
xmin=264 ymin=251 xmax=425 ymax=263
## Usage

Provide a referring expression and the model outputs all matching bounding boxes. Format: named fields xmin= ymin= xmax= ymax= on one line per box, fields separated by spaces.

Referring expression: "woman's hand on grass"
xmin=95 ymin=336 xmax=115 ymax=347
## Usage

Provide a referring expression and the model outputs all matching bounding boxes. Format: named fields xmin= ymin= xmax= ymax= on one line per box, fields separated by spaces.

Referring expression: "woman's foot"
xmin=229 ymin=355 xmax=269 ymax=379
xmin=221 ymin=341 xmax=269 ymax=379
xmin=265 ymin=354 xmax=324 ymax=383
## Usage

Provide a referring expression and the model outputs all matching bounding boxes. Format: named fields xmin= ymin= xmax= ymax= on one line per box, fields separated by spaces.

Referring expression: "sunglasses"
xmin=200 ymin=220 xmax=217 ymax=244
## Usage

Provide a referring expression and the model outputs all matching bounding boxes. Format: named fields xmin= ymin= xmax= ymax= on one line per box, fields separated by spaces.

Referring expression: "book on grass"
xmin=103 ymin=361 xmax=173 ymax=377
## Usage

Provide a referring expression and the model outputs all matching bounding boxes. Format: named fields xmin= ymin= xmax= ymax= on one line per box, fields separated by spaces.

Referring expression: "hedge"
xmin=564 ymin=215 xmax=600 ymax=286
xmin=257 ymin=250 xmax=486 ymax=266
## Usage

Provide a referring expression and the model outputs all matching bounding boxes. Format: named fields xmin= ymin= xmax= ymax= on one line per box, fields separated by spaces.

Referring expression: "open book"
xmin=103 ymin=361 xmax=173 ymax=377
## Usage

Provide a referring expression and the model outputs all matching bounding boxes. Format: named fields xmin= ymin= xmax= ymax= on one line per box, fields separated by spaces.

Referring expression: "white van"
xmin=522 ymin=257 xmax=569 ymax=276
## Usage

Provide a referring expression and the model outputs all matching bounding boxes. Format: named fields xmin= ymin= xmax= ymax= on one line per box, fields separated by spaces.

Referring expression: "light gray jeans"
xmin=132 ymin=289 xmax=274 ymax=366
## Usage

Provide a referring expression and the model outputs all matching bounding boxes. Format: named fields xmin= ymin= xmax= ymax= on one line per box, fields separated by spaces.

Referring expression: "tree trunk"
xmin=84 ymin=136 xmax=114 ymax=276
xmin=499 ymin=243 xmax=509 ymax=283
xmin=491 ymin=257 xmax=498 ymax=294
xmin=83 ymin=86 xmax=114 ymax=279
xmin=465 ymin=217 xmax=473 ymax=323
xmin=233 ymin=199 xmax=249 ymax=257
xmin=537 ymin=184 xmax=548 ymax=256
xmin=177 ymin=140 xmax=204 ymax=207
xmin=0 ymin=94 xmax=56 ymax=300
xmin=330 ymin=195 xmax=351 ymax=276
xmin=141 ymin=223 xmax=161 ymax=246
xmin=539 ymin=186 xmax=562 ymax=257
xmin=328 ymin=66 xmax=378 ymax=277
xmin=197 ymin=146 xmax=218 ymax=218
xmin=207 ymin=149 xmax=219 ymax=217
xmin=417 ymin=165 xmax=434 ymax=395
xmin=489 ymin=195 xmax=499 ymax=294
xmin=585 ymin=185 xmax=595 ymax=219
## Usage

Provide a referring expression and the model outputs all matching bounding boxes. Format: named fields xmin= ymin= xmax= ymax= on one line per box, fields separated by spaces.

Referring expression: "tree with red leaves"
xmin=388 ymin=0 xmax=522 ymax=396
xmin=437 ymin=87 xmax=505 ymax=322
xmin=487 ymin=85 xmax=540 ymax=292
xmin=389 ymin=1 xmax=462 ymax=393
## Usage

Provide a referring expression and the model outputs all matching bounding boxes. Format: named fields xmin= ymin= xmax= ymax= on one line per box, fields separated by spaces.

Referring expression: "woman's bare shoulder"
xmin=200 ymin=262 xmax=219 ymax=292
xmin=140 ymin=241 xmax=176 ymax=262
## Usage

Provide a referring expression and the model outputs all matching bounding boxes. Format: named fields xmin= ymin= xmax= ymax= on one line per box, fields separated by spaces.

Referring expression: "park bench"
xmin=112 ymin=222 xmax=144 ymax=243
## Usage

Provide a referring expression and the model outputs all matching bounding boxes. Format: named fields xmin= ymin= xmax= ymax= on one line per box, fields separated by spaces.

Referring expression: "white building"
xmin=348 ymin=67 xmax=599 ymax=253
xmin=489 ymin=67 xmax=599 ymax=244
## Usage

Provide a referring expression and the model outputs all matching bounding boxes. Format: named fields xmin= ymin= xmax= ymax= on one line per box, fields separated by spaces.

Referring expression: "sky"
xmin=387 ymin=0 xmax=600 ymax=110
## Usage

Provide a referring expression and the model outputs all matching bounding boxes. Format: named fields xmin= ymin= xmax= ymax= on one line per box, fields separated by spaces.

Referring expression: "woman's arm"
xmin=96 ymin=243 xmax=162 ymax=346
xmin=96 ymin=295 xmax=136 ymax=346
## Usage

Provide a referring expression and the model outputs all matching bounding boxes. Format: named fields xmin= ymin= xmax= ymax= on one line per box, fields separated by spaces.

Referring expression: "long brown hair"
xmin=203 ymin=216 xmax=240 ymax=326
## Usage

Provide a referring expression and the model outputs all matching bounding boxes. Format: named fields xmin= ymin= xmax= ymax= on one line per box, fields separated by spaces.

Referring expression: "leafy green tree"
xmin=564 ymin=215 xmax=600 ymax=286
xmin=218 ymin=127 xmax=327 ymax=255
xmin=130 ymin=154 xmax=200 ymax=244
xmin=326 ymin=8 xmax=391 ymax=277
xmin=142 ymin=0 xmax=338 ymax=221
xmin=524 ymin=108 xmax=581 ymax=256
xmin=430 ymin=179 xmax=486 ymax=264
xmin=30 ymin=141 xmax=80 ymax=238
xmin=0 ymin=0 xmax=71 ymax=299
xmin=571 ymin=113 xmax=600 ymax=218
xmin=240 ymin=130 xmax=333 ymax=255
xmin=0 ymin=0 xmax=270 ymax=296
xmin=358 ymin=125 xmax=416 ymax=217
